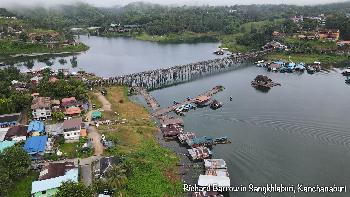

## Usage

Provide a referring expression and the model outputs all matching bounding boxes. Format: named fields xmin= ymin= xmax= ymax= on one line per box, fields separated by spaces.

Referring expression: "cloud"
xmin=0 ymin=0 xmax=347 ymax=7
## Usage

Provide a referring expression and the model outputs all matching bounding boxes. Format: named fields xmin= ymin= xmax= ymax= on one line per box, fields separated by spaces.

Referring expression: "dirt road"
xmin=95 ymin=92 xmax=112 ymax=111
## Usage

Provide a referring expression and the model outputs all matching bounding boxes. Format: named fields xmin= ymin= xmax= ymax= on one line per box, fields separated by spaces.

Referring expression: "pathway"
xmin=95 ymin=92 xmax=112 ymax=111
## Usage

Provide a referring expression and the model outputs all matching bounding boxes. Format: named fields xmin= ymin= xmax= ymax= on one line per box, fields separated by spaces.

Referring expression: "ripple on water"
xmin=196 ymin=110 xmax=350 ymax=149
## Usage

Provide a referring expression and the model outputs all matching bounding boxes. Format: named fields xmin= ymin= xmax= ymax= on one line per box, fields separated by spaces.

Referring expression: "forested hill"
xmin=0 ymin=8 xmax=16 ymax=17
xmin=5 ymin=1 xmax=350 ymax=31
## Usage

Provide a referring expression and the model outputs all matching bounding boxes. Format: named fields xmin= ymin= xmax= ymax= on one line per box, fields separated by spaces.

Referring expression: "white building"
xmin=63 ymin=118 xmax=82 ymax=142
xmin=31 ymin=97 xmax=52 ymax=120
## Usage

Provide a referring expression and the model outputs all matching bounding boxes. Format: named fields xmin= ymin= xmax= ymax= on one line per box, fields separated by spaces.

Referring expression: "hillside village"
xmin=1 ymin=2 xmax=350 ymax=197
xmin=0 ymin=66 xmax=124 ymax=196
xmin=0 ymin=16 xmax=88 ymax=58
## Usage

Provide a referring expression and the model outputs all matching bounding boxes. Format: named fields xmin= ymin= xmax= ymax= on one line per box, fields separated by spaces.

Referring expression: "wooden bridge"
xmin=85 ymin=49 xmax=272 ymax=90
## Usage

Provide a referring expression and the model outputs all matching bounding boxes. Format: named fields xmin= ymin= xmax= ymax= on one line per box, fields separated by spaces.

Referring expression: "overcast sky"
xmin=1 ymin=0 xmax=347 ymax=7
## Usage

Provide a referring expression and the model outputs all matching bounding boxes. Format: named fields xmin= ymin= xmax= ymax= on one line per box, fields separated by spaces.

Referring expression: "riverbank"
xmin=102 ymin=31 xmax=219 ymax=44
xmin=0 ymin=40 xmax=89 ymax=59
xmin=265 ymin=52 xmax=350 ymax=67
xmin=92 ymin=86 xmax=182 ymax=197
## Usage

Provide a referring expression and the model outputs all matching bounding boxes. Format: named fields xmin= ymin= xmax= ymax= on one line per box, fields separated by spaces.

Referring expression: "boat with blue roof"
xmin=295 ymin=62 xmax=305 ymax=72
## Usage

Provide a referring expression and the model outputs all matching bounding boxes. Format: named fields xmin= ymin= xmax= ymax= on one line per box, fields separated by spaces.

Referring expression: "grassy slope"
xmin=7 ymin=171 xmax=39 ymax=197
xmin=94 ymin=86 xmax=182 ymax=197
xmin=265 ymin=37 xmax=350 ymax=66
xmin=220 ymin=19 xmax=285 ymax=52
xmin=59 ymin=138 xmax=93 ymax=159
xmin=266 ymin=52 xmax=349 ymax=66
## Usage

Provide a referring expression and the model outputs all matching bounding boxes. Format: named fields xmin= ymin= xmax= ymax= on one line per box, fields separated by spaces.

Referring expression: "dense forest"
xmin=5 ymin=2 xmax=350 ymax=34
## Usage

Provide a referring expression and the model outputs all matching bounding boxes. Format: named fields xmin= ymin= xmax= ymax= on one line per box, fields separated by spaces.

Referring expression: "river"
xmin=16 ymin=35 xmax=221 ymax=76
xmin=17 ymin=36 xmax=350 ymax=196
xmin=148 ymin=65 xmax=350 ymax=197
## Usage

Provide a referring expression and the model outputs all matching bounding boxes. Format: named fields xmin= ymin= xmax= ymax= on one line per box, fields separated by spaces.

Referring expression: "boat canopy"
xmin=204 ymin=159 xmax=227 ymax=169
xmin=198 ymin=175 xmax=230 ymax=187
xmin=187 ymin=136 xmax=213 ymax=147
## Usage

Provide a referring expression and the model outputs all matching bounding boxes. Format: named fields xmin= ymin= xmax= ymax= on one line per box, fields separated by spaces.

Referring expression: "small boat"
xmin=313 ymin=61 xmax=322 ymax=72
xmin=287 ymin=62 xmax=295 ymax=73
xmin=213 ymin=49 xmax=224 ymax=55
xmin=267 ymin=63 xmax=280 ymax=72
xmin=214 ymin=136 xmax=231 ymax=144
xmin=295 ymin=62 xmax=305 ymax=72
xmin=306 ymin=65 xmax=315 ymax=74
xmin=341 ymin=68 xmax=350 ymax=76
xmin=210 ymin=100 xmax=222 ymax=110
xmin=204 ymin=159 xmax=227 ymax=169
xmin=161 ymin=125 xmax=183 ymax=139
xmin=255 ymin=60 xmax=265 ymax=67
xmin=346 ymin=76 xmax=350 ymax=84
xmin=178 ymin=132 xmax=196 ymax=144
xmin=187 ymin=136 xmax=214 ymax=148
xmin=279 ymin=66 xmax=287 ymax=73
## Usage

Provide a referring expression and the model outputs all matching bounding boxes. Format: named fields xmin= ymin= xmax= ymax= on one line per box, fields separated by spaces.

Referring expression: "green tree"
xmin=19 ymin=32 xmax=29 ymax=42
xmin=55 ymin=181 xmax=94 ymax=197
xmin=0 ymin=169 xmax=13 ymax=197
xmin=52 ymin=111 xmax=65 ymax=121
xmin=104 ymin=164 xmax=128 ymax=189
xmin=0 ymin=146 xmax=31 ymax=181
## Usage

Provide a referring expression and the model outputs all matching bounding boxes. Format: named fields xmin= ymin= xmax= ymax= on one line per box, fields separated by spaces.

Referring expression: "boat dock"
xmin=153 ymin=85 xmax=224 ymax=117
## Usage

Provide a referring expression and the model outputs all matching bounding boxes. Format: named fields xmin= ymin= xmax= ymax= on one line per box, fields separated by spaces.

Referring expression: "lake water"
xmin=17 ymin=35 xmax=221 ymax=77
xmin=150 ymin=66 xmax=350 ymax=197
xmin=17 ymin=36 xmax=350 ymax=196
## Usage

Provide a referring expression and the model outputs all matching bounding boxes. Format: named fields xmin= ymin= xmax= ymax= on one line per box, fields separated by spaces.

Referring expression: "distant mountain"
xmin=0 ymin=8 xmax=16 ymax=17
xmin=4 ymin=1 xmax=350 ymax=31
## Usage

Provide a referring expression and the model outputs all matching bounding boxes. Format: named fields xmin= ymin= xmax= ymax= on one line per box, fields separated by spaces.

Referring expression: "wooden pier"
xmin=153 ymin=85 xmax=224 ymax=117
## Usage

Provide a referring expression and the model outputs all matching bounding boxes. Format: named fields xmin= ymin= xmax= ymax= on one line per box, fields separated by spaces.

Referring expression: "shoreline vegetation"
xmin=101 ymin=31 xmax=219 ymax=44
xmin=0 ymin=41 xmax=89 ymax=59
xmin=266 ymin=52 xmax=350 ymax=67
xmin=91 ymin=86 xmax=182 ymax=197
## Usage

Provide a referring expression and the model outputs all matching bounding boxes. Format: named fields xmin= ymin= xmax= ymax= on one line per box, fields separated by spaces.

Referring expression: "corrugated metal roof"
xmin=198 ymin=175 xmax=230 ymax=187
xmin=24 ymin=136 xmax=48 ymax=154
xmin=0 ymin=140 xmax=16 ymax=153
xmin=28 ymin=121 xmax=45 ymax=133
xmin=63 ymin=118 xmax=82 ymax=130
xmin=31 ymin=168 xmax=78 ymax=194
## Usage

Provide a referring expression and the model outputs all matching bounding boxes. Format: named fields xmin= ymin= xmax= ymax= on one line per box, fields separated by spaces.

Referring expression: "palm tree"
xmin=105 ymin=164 xmax=128 ymax=189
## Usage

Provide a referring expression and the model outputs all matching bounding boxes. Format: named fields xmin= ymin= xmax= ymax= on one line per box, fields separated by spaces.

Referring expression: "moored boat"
xmin=187 ymin=136 xmax=214 ymax=148
xmin=178 ymin=132 xmax=196 ymax=144
xmin=210 ymin=100 xmax=222 ymax=110
xmin=342 ymin=68 xmax=350 ymax=76
xmin=194 ymin=95 xmax=211 ymax=107
xmin=295 ymin=62 xmax=305 ymax=72
xmin=204 ymin=159 xmax=227 ymax=169
xmin=306 ymin=65 xmax=315 ymax=74
xmin=213 ymin=49 xmax=224 ymax=55
xmin=346 ymin=76 xmax=350 ymax=84
xmin=214 ymin=136 xmax=231 ymax=144
xmin=188 ymin=146 xmax=212 ymax=160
